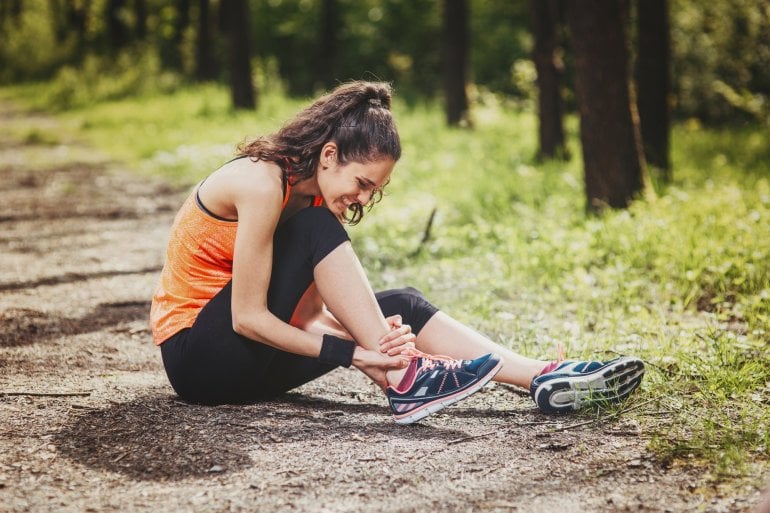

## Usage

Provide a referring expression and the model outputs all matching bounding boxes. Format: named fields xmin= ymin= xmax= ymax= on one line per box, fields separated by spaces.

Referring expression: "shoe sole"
xmin=392 ymin=357 xmax=504 ymax=425
xmin=533 ymin=357 xmax=645 ymax=414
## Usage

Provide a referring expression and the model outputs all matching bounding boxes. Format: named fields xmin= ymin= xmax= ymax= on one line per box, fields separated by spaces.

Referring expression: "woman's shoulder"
xmin=215 ymin=157 xmax=284 ymax=196
xmin=197 ymin=157 xmax=285 ymax=219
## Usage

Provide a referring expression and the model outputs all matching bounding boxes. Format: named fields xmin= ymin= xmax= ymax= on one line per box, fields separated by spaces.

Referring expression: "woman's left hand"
xmin=378 ymin=314 xmax=416 ymax=356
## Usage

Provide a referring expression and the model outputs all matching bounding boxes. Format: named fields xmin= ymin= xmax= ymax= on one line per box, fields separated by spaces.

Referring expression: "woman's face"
xmin=316 ymin=143 xmax=395 ymax=217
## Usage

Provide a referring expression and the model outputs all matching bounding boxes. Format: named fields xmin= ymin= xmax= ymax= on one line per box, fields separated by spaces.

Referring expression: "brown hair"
xmin=237 ymin=81 xmax=401 ymax=224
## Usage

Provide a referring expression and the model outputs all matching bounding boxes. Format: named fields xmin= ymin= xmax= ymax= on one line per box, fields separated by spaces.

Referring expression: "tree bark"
xmin=221 ymin=0 xmax=256 ymax=110
xmin=318 ymin=0 xmax=338 ymax=90
xmin=636 ymin=0 xmax=671 ymax=178
xmin=135 ymin=0 xmax=147 ymax=40
xmin=195 ymin=0 xmax=218 ymax=81
xmin=66 ymin=0 xmax=89 ymax=59
xmin=442 ymin=0 xmax=471 ymax=127
xmin=48 ymin=0 xmax=67 ymax=42
xmin=175 ymin=0 xmax=190 ymax=46
xmin=106 ymin=0 xmax=130 ymax=52
xmin=530 ymin=0 xmax=566 ymax=159
xmin=163 ymin=0 xmax=190 ymax=70
xmin=10 ymin=0 xmax=23 ymax=26
xmin=566 ymin=0 xmax=648 ymax=211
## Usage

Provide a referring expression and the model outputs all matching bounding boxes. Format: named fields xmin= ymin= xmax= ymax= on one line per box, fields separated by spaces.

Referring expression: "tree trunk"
xmin=317 ymin=0 xmax=338 ymax=90
xmin=221 ymin=0 xmax=256 ymax=110
xmin=442 ymin=0 xmax=471 ymax=127
xmin=135 ymin=0 xmax=147 ymax=40
xmin=195 ymin=0 xmax=218 ymax=81
xmin=566 ymin=0 xmax=648 ymax=211
xmin=49 ymin=0 xmax=67 ymax=42
xmin=175 ymin=0 xmax=190 ymax=47
xmin=636 ymin=0 xmax=671 ymax=178
xmin=66 ymin=0 xmax=89 ymax=59
xmin=106 ymin=0 xmax=130 ymax=52
xmin=162 ymin=0 xmax=190 ymax=70
xmin=530 ymin=0 xmax=566 ymax=159
xmin=10 ymin=0 xmax=23 ymax=26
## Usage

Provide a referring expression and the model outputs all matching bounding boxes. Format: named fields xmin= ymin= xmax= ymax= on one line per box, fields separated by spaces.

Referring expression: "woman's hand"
xmin=352 ymin=346 xmax=410 ymax=391
xmin=378 ymin=314 xmax=417 ymax=356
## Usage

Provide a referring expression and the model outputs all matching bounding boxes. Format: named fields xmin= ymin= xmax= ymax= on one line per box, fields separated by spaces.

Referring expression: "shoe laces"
xmin=555 ymin=341 xmax=566 ymax=363
xmin=538 ymin=342 xmax=568 ymax=376
xmin=403 ymin=348 xmax=463 ymax=372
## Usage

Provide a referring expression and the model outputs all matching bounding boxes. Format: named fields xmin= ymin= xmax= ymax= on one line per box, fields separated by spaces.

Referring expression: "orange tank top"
xmin=150 ymin=180 xmax=322 ymax=345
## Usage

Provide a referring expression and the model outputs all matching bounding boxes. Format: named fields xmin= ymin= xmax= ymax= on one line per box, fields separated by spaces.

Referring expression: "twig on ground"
xmin=447 ymin=429 xmax=498 ymax=445
xmin=71 ymin=403 xmax=98 ymax=410
xmin=603 ymin=429 xmax=642 ymax=437
xmin=0 ymin=391 xmax=92 ymax=397
xmin=551 ymin=419 xmax=597 ymax=432
xmin=495 ymin=382 xmax=531 ymax=397
xmin=409 ymin=207 xmax=437 ymax=257
xmin=216 ymin=422 xmax=260 ymax=430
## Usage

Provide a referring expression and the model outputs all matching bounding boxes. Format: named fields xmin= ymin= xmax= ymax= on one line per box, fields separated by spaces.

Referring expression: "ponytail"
xmin=237 ymin=81 xmax=401 ymax=224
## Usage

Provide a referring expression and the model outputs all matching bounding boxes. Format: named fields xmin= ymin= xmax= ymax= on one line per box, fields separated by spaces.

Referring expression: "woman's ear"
xmin=320 ymin=142 xmax=338 ymax=167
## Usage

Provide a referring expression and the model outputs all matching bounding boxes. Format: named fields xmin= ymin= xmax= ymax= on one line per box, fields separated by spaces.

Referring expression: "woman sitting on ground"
xmin=150 ymin=81 xmax=645 ymax=424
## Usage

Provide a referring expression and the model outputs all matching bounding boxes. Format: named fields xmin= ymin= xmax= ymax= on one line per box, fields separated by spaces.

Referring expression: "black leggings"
xmin=160 ymin=207 xmax=439 ymax=405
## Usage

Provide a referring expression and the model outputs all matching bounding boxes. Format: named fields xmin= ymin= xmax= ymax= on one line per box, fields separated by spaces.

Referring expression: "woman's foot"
xmin=386 ymin=352 xmax=503 ymax=424
xmin=529 ymin=356 xmax=645 ymax=414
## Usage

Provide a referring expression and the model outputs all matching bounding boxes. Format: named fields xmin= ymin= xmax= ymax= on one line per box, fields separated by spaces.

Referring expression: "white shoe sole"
xmin=533 ymin=357 xmax=645 ymax=414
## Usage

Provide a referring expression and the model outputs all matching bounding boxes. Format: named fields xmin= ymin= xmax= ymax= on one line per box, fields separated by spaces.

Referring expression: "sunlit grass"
xmin=1 ymin=82 xmax=768 ymax=479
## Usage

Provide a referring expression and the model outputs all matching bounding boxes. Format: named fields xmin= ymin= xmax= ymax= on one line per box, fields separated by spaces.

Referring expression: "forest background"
xmin=1 ymin=0 xmax=769 ymax=505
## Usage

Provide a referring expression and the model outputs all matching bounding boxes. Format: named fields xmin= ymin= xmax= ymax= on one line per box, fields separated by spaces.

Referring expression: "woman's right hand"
xmin=378 ymin=314 xmax=417 ymax=356
xmin=351 ymin=346 xmax=410 ymax=391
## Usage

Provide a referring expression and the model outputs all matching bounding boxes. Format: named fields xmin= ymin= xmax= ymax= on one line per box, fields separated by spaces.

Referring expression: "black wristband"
xmin=319 ymin=334 xmax=355 ymax=368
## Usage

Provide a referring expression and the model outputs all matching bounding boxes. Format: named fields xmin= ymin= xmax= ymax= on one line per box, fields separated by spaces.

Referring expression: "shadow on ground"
xmin=0 ymin=301 xmax=150 ymax=348
xmin=54 ymin=393 xmax=469 ymax=481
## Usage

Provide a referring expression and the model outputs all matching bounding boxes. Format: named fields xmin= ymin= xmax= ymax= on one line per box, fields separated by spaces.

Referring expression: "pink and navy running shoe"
xmin=530 ymin=356 xmax=645 ymax=414
xmin=386 ymin=351 xmax=503 ymax=425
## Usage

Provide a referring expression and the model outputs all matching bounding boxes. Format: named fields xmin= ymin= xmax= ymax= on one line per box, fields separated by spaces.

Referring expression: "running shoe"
xmin=386 ymin=351 xmax=503 ymax=425
xmin=530 ymin=356 xmax=645 ymax=414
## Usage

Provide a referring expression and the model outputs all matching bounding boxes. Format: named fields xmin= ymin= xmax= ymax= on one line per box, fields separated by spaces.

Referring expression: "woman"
xmin=150 ymin=81 xmax=644 ymax=424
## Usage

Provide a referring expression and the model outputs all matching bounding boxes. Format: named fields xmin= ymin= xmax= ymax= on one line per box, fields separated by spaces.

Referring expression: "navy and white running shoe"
xmin=530 ymin=357 xmax=645 ymax=414
xmin=386 ymin=351 xmax=503 ymax=425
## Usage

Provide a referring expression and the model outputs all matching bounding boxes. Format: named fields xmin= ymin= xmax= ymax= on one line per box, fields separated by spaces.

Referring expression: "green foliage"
xmin=671 ymin=0 xmax=770 ymax=124
xmin=0 ymin=2 xmax=75 ymax=82
xmin=648 ymin=329 xmax=770 ymax=477
xmin=2 ymin=0 xmax=768 ymax=124
xmin=42 ymin=49 xmax=182 ymax=110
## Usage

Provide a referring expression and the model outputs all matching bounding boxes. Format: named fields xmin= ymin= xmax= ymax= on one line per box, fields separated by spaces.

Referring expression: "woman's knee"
xmin=275 ymin=207 xmax=350 ymax=267
xmin=375 ymin=287 xmax=439 ymax=334
xmin=283 ymin=207 xmax=342 ymax=237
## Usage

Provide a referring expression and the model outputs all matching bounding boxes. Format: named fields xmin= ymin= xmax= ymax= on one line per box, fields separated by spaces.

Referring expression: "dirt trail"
xmin=0 ymin=101 xmax=763 ymax=513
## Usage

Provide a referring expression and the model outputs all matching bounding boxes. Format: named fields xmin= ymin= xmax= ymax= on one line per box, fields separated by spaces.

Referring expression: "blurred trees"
xmin=194 ymin=0 xmax=218 ymax=81
xmin=221 ymin=0 xmax=256 ymax=109
xmin=567 ymin=0 xmax=648 ymax=211
xmin=0 ymin=0 xmax=766 ymax=123
xmin=529 ymin=0 xmax=566 ymax=159
xmin=0 ymin=0 xmax=770 ymax=124
xmin=442 ymin=0 xmax=470 ymax=126
xmin=636 ymin=0 xmax=671 ymax=177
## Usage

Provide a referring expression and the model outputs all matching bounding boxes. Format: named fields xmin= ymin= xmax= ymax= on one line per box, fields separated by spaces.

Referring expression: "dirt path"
xmin=0 ymin=101 xmax=763 ymax=513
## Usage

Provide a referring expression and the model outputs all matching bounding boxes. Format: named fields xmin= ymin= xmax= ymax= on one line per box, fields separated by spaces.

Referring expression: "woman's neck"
xmin=289 ymin=175 xmax=321 ymax=198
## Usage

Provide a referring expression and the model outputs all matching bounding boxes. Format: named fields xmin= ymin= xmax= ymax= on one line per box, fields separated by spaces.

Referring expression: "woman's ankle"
xmin=386 ymin=368 xmax=408 ymax=388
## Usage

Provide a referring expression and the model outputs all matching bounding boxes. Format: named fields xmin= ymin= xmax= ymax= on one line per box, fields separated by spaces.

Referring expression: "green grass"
xmin=2 ymin=82 xmax=768 ymax=480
